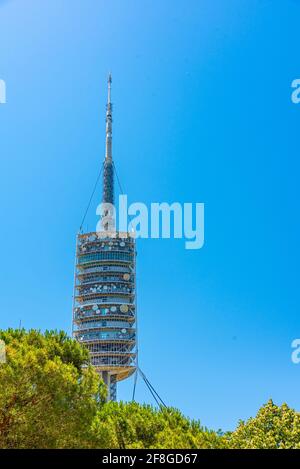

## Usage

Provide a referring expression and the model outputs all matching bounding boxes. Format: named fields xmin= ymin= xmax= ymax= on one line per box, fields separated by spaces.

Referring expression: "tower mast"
xmin=105 ymin=73 xmax=112 ymax=162
xmin=103 ymin=73 xmax=114 ymax=211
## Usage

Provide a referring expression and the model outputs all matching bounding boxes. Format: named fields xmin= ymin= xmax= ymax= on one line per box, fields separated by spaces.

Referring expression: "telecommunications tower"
xmin=72 ymin=75 xmax=137 ymax=401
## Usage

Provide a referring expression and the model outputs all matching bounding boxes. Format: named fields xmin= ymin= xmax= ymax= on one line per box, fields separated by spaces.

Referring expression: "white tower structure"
xmin=72 ymin=75 xmax=137 ymax=400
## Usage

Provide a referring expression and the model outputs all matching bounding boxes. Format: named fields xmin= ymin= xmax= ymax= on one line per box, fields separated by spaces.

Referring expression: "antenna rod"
xmin=102 ymin=73 xmax=115 ymax=230
xmin=105 ymin=73 xmax=113 ymax=162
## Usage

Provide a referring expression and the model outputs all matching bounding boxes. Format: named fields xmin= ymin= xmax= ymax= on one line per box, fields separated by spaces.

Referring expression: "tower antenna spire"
xmin=105 ymin=73 xmax=113 ymax=162
xmin=102 ymin=73 xmax=115 ymax=229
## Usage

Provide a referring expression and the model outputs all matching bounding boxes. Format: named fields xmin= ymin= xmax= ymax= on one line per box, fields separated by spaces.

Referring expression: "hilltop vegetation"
xmin=0 ymin=329 xmax=299 ymax=449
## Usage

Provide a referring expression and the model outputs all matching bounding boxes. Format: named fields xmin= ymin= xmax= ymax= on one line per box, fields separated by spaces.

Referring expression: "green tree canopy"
xmin=0 ymin=328 xmax=106 ymax=448
xmin=91 ymin=401 xmax=224 ymax=449
xmin=1 ymin=329 xmax=300 ymax=449
xmin=228 ymin=399 xmax=300 ymax=449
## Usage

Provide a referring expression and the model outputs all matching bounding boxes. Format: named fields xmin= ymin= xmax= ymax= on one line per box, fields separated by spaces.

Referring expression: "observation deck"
xmin=73 ymin=231 xmax=137 ymax=389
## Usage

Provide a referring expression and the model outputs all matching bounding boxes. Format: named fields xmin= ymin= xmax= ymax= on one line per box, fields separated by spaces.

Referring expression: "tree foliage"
xmin=91 ymin=401 xmax=224 ymax=449
xmin=0 ymin=329 xmax=106 ymax=448
xmin=0 ymin=329 xmax=299 ymax=449
xmin=227 ymin=399 xmax=300 ymax=449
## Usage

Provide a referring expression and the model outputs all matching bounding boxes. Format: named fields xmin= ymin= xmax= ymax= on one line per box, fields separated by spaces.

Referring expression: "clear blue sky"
xmin=1 ymin=0 xmax=300 ymax=431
